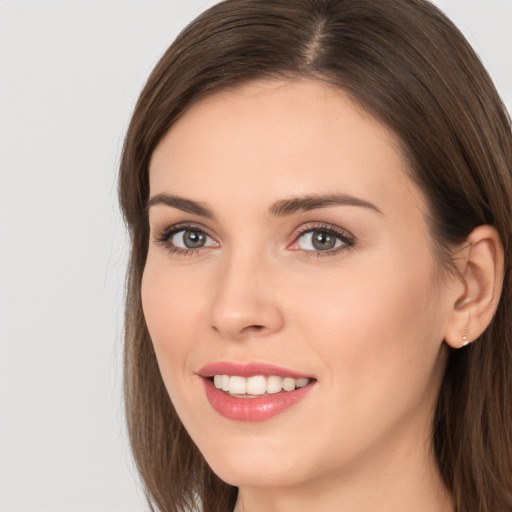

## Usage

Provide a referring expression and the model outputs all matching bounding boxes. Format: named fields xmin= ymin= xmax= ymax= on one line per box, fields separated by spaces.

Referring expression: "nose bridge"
xmin=209 ymin=245 xmax=284 ymax=339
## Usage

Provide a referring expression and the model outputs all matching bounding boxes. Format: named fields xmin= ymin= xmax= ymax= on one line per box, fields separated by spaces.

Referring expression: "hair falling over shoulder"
xmin=118 ymin=1 xmax=512 ymax=510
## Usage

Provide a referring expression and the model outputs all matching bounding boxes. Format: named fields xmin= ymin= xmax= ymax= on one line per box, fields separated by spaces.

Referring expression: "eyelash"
xmin=154 ymin=222 xmax=355 ymax=257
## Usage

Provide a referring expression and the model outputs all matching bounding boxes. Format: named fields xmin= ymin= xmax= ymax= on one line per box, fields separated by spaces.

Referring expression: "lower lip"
xmin=203 ymin=378 xmax=314 ymax=422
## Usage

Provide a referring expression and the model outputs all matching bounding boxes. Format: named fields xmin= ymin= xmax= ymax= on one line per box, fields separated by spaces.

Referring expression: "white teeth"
xmin=213 ymin=375 xmax=222 ymax=389
xmin=296 ymin=378 xmax=309 ymax=388
xmin=212 ymin=375 xmax=311 ymax=395
xmin=246 ymin=375 xmax=267 ymax=395
xmin=282 ymin=377 xmax=295 ymax=392
xmin=229 ymin=376 xmax=247 ymax=394
xmin=267 ymin=375 xmax=283 ymax=394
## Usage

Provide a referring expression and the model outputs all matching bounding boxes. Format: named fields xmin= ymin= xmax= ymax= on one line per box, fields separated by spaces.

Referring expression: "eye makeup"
xmin=153 ymin=219 xmax=356 ymax=259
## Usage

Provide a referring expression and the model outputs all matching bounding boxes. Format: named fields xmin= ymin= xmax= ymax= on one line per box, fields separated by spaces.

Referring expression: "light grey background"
xmin=0 ymin=1 xmax=510 ymax=511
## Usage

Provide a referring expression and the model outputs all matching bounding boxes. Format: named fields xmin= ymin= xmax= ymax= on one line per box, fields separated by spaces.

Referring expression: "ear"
xmin=444 ymin=225 xmax=504 ymax=349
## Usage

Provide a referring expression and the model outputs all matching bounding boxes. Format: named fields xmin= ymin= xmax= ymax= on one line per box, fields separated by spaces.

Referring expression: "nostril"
xmin=210 ymin=324 xmax=264 ymax=335
xmin=238 ymin=324 xmax=267 ymax=336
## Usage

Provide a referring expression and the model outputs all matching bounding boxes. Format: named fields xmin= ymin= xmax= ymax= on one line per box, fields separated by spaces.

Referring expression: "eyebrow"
xmin=145 ymin=192 xmax=382 ymax=218
xmin=268 ymin=193 xmax=382 ymax=217
xmin=145 ymin=193 xmax=214 ymax=218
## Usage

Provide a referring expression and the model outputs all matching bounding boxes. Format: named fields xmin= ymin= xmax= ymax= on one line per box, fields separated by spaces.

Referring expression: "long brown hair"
xmin=118 ymin=1 xmax=512 ymax=510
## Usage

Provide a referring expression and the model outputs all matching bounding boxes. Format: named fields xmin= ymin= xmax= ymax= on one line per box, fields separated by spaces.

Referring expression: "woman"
xmin=118 ymin=1 xmax=512 ymax=511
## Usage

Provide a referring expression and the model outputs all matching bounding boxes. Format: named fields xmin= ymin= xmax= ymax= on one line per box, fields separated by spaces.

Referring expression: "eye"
xmin=171 ymin=229 xmax=215 ymax=249
xmin=155 ymin=224 xmax=218 ymax=254
xmin=297 ymin=230 xmax=342 ymax=251
xmin=288 ymin=224 xmax=355 ymax=256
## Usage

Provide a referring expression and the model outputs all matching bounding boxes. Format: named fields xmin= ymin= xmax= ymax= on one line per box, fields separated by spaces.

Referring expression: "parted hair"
xmin=118 ymin=1 xmax=512 ymax=511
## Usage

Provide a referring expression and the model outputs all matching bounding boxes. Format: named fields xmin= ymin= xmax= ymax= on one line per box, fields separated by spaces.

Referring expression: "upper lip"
xmin=198 ymin=361 xmax=313 ymax=380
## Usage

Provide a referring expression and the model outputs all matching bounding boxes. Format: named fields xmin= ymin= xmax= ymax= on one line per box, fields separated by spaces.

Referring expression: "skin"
xmin=142 ymin=80 xmax=460 ymax=512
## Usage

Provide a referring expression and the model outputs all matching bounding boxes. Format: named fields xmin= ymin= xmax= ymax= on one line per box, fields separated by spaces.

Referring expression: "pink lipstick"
xmin=199 ymin=362 xmax=315 ymax=422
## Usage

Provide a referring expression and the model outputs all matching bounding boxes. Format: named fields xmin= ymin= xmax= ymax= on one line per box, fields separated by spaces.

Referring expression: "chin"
xmin=192 ymin=428 xmax=320 ymax=489
xmin=207 ymin=454 xmax=308 ymax=489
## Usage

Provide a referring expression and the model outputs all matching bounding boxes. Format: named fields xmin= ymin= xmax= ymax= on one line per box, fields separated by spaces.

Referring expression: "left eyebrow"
xmin=268 ymin=193 xmax=383 ymax=217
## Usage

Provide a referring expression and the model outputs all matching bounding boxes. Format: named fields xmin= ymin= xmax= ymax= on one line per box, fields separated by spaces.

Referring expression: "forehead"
xmin=149 ymin=79 xmax=426 ymax=221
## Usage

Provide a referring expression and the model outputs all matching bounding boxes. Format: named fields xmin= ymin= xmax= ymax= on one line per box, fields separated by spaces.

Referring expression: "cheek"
xmin=140 ymin=259 xmax=218 ymax=440
xmin=292 ymin=259 xmax=437 ymax=340
xmin=141 ymin=260 xmax=208 ymax=379
xmin=289 ymin=252 xmax=445 ymax=409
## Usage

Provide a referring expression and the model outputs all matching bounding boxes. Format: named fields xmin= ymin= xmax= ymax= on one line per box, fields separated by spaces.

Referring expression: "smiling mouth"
xmin=201 ymin=366 xmax=316 ymax=421
xmin=211 ymin=375 xmax=312 ymax=397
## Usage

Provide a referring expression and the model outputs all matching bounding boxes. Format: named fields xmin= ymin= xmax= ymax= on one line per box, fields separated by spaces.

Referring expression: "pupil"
xmin=184 ymin=231 xmax=206 ymax=248
xmin=312 ymin=231 xmax=336 ymax=251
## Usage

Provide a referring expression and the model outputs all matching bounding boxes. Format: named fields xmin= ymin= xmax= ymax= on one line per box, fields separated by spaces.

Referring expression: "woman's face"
xmin=142 ymin=80 xmax=457 ymax=490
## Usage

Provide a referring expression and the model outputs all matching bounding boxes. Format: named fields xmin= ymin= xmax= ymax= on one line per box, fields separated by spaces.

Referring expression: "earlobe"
xmin=444 ymin=225 xmax=504 ymax=349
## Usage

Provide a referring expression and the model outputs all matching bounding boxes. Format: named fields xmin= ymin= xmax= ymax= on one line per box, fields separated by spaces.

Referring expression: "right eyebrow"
xmin=145 ymin=193 xmax=214 ymax=218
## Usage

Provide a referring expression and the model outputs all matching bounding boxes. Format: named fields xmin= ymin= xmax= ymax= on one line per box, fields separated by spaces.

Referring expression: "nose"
xmin=209 ymin=251 xmax=285 ymax=340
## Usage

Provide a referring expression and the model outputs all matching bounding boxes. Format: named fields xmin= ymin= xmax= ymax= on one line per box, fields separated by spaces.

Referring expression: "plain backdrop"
xmin=0 ymin=1 xmax=511 ymax=511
